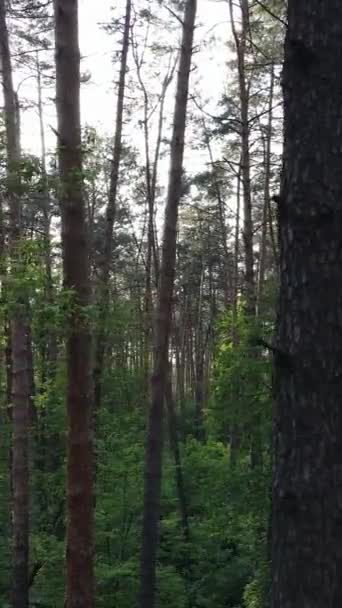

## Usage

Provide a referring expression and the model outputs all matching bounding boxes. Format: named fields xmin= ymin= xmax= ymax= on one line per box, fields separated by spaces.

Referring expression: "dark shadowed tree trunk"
xmin=273 ymin=2 xmax=342 ymax=607
xmin=0 ymin=1 xmax=30 ymax=606
xmin=54 ymin=1 xmax=94 ymax=606
xmin=139 ymin=2 xmax=197 ymax=607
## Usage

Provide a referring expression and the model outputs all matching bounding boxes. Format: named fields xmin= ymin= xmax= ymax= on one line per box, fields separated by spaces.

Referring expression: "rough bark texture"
xmin=139 ymin=2 xmax=197 ymax=607
xmin=54 ymin=1 xmax=94 ymax=606
xmin=272 ymin=3 xmax=342 ymax=607
xmin=0 ymin=2 xmax=30 ymax=606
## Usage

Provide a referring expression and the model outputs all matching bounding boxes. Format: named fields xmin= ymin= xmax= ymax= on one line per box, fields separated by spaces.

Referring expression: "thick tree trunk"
xmin=54 ymin=2 xmax=94 ymax=606
xmin=0 ymin=2 xmax=30 ymax=606
xmin=273 ymin=3 xmax=342 ymax=607
xmin=139 ymin=2 xmax=197 ymax=607
xmin=94 ymin=0 xmax=131 ymax=416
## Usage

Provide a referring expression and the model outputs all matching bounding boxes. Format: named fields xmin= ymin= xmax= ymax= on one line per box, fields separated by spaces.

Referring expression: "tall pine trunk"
xmin=256 ymin=66 xmax=274 ymax=314
xmin=273 ymin=2 xmax=342 ymax=606
xmin=0 ymin=2 xmax=30 ymax=606
xmin=54 ymin=2 xmax=94 ymax=606
xmin=139 ymin=2 xmax=197 ymax=607
xmin=94 ymin=0 xmax=131 ymax=417
xmin=229 ymin=0 xmax=255 ymax=316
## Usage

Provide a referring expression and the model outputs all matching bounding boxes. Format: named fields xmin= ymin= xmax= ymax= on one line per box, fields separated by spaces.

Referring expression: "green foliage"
xmin=0 ymin=2 xmax=281 ymax=600
xmin=210 ymin=306 xmax=272 ymax=454
xmin=0 ymin=264 xmax=276 ymax=607
xmin=205 ymin=306 xmax=274 ymax=608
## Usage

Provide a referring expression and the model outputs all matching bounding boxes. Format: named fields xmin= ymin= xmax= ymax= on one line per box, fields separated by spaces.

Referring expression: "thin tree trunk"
xmin=139 ymin=57 xmax=176 ymax=392
xmin=202 ymin=116 xmax=231 ymax=305
xmin=94 ymin=0 xmax=131 ymax=416
xmin=27 ymin=324 xmax=36 ymax=425
xmin=194 ymin=262 xmax=205 ymax=438
xmin=232 ymin=164 xmax=241 ymax=339
xmin=273 ymin=2 xmax=342 ymax=606
xmin=230 ymin=165 xmax=241 ymax=465
xmin=256 ymin=66 xmax=274 ymax=314
xmin=165 ymin=369 xmax=189 ymax=541
xmin=0 ymin=2 xmax=30 ymax=606
xmin=139 ymin=2 xmax=197 ymax=607
xmin=36 ymin=51 xmax=57 ymax=373
xmin=54 ymin=2 xmax=94 ymax=606
xmin=174 ymin=321 xmax=185 ymax=408
xmin=229 ymin=0 xmax=255 ymax=316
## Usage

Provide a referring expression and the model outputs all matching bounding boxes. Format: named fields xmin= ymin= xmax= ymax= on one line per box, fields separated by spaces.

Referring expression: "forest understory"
xmin=1 ymin=1 xmax=338 ymax=607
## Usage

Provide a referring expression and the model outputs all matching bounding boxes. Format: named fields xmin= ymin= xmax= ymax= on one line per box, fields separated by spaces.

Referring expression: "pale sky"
xmin=17 ymin=0 xmax=230 ymax=176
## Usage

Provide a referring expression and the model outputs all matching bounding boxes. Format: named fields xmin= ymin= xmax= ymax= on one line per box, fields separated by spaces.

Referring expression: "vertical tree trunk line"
xmin=165 ymin=369 xmax=190 ymax=541
xmin=202 ymin=115 xmax=232 ymax=305
xmin=229 ymin=0 xmax=255 ymax=316
xmin=36 ymin=51 xmax=57 ymax=374
xmin=54 ymin=1 xmax=94 ymax=605
xmin=94 ymin=0 xmax=131 ymax=417
xmin=230 ymin=163 xmax=241 ymax=466
xmin=0 ymin=1 xmax=31 ymax=605
xmin=135 ymin=55 xmax=176 ymax=392
xmin=256 ymin=65 xmax=275 ymax=314
xmin=139 ymin=2 xmax=197 ymax=607
xmin=273 ymin=2 xmax=342 ymax=606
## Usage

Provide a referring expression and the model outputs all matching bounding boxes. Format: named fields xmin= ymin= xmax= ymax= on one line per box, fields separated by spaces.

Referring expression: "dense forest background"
xmin=0 ymin=0 xmax=286 ymax=607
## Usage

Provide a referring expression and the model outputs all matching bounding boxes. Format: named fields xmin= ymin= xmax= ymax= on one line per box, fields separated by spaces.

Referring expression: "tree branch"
xmin=252 ymin=0 xmax=288 ymax=28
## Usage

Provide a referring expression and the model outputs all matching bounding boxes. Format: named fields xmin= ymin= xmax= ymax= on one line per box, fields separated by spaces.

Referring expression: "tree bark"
xmin=54 ymin=2 xmax=94 ymax=606
xmin=139 ymin=2 xmax=197 ymax=607
xmin=0 ymin=2 xmax=30 ymax=606
xmin=273 ymin=3 xmax=342 ymax=606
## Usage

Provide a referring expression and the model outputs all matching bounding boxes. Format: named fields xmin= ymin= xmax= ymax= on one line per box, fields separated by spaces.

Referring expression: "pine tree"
xmin=54 ymin=1 xmax=94 ymax=605
xmin=273 ymin=2 xmax=342 ymax=606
